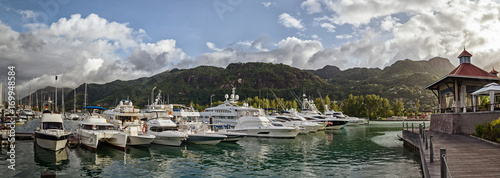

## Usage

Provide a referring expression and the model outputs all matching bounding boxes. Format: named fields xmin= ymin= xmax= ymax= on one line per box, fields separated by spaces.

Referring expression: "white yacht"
xmin=172 ymin=105 xmax=227 ymax=145
xmin=144 ymin=110 xmax=188 ymax=146
xmin=202 ymin=88 xmax=301 ymax=138
xmin=230 ymin=115 xmax=301 ymax=138
xmin=35 ymin=110 xmax=71 ymax=151
xmin=325 ymin=110 xmax=365 ymax=126
xmin=268 ymin=109 xmax=324 ymax=133
xmin=76 ymin=106 xmax=128 ymax=152
xmin=299 ymin=95 xmax=348 ymax=130
xmin=104 ymin=100 xmax=155 ymax=146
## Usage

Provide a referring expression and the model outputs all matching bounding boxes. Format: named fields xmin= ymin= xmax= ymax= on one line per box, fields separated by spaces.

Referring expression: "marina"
xmin=2 ymin=120 xmax=423 ymax=177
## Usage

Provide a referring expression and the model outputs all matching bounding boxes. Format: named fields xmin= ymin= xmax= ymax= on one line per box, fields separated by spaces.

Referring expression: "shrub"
xmin=474 ymin=117 xmax=500 ymax=143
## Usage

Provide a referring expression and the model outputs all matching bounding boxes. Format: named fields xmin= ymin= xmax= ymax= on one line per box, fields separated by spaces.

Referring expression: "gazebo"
xmin=472 ymin=82 xmax=500 ymax=112
xmin=425 ymin=49 xmax=499 ymax=113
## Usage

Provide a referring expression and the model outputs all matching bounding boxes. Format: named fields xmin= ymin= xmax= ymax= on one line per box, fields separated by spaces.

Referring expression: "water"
xmin=2 ymin=120 xmax=424 ymax=177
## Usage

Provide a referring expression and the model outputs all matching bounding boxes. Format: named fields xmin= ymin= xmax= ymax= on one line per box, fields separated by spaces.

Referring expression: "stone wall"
xmin=430 ymin=111 xmax=500 ymax=134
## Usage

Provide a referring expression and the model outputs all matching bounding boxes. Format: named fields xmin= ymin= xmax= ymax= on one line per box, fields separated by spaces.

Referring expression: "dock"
xmin=401 ymin=123 xmax=500 ymax=177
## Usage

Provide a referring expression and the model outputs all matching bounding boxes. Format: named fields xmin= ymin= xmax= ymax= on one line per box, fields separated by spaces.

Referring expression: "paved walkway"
xmin=423 ymin=131 xmax=500 ymax=177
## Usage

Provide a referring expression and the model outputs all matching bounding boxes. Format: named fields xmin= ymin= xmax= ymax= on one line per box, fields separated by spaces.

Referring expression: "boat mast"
xmin=73 ymin=88 xmax=76 ymax=113
xmin=55 ymin=75 xmax=58 ymax=112
xmin=84 ymin=82 xmax=87 ymax=113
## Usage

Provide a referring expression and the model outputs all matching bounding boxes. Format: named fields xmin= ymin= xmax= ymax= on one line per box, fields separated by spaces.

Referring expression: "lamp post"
xmin=151 ymin=86 xmax=157 ymax=105
xmin=210 ymin=94 xmax=215 ymax=107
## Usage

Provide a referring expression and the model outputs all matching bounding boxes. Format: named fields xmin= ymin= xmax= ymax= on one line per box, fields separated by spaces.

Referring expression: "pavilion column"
xmin=455 ymin=80 xmax=460 ymax=113
xmin=473 ymin=95 xmax=477 ymax=112
xmin=461 ymin=85 xmax=466 ymax=112
xmin=490 ymin=91 xmax=495 ymax=111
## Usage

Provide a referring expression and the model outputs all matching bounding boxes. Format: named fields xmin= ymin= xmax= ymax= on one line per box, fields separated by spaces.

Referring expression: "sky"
xmin=1 ymin=0 xmax=500 ymax=98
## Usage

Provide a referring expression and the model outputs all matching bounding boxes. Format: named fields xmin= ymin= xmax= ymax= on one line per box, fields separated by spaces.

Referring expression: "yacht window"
xmin=43 ymin=122 xmax=63 ymax=130
xmin=150 ymin=126 xmax=178 ymax=132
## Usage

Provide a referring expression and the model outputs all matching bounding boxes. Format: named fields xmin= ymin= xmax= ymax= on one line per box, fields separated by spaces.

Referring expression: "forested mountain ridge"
xmin=23 ymin=57 xmax=458 ymax=112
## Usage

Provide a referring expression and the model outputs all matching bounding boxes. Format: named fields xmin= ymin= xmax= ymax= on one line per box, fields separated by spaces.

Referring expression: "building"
xmin=425 ymin=49 xmax=499 ymax=113
xmin=426 ymin=49 xmax=500 ymax=134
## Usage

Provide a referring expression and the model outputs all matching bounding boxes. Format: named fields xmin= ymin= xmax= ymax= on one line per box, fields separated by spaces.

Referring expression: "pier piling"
xmin=430 ymin=136 xmax=434 ymax=163
xmin=440 ymin=148 xmax=447 ymax=178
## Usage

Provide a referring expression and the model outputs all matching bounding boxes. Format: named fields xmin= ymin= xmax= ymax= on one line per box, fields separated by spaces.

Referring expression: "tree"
xmin=292 ymin=100 xmax=298 ymax=110
xmin=415 ymin=99 xmax=420 ymax=116
xmin=392 ymin=99 xmax=404 ymax=116
xmin=364 ymin=94 xmax=381 ymax=119
xmin=377 ymin=98 xmax=392 ymax=118
xmin=314 ymin=98 xmax=325 ymax=113
xmin=332 ymin=100 xmax=339 ymax=112
xmin=324 ymin=95 xmax=331 ymax=111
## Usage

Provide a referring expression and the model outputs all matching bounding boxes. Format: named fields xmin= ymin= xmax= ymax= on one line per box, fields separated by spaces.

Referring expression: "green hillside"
xmin=23 ymin=57 xmax=457 ymax=112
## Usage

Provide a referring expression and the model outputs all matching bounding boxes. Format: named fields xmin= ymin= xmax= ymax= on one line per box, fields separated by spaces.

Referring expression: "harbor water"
xmin=2 ymin=120 xmax=424 ymax=177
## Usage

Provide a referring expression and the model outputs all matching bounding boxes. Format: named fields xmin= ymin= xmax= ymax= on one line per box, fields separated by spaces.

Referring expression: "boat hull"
xmin=184 ymin=134 xmax=226 ymax=145
xmin=77 ymin=129 xmax=127 ymax=152
xmin=231 ymin=128 xmax=300 ymax=138
xmin=127 ymin=135 xmax=155 ymax=146
xmin=150 ymin=131 xmax=188 ymax=146
xmin=35 ymin=131 xmax=69 ymax=151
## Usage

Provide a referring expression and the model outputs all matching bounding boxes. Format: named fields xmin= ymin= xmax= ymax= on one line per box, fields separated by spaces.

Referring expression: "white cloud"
xmin=380 ymin=16 xmax=400 ymax=31
xmin=206 ymin=42 xmax=223 ymax=52
xmin=311 ymin=34 xmax=321 ymax=40
xmin=320 ymin=22 xmax=335 ymax=33
xmin=301 ymin=0 xmax=323 ymax=14
xmin=336 ymin=34 xmax=353 ymax=39
xmin=262 ymin=2 xmax=275 ymax=8
xmin=0 ymin=13 xmax=188 ymax=97
xmin=321 ymin=0 xmax=439 ymax=26
xmin=278 ymin=13 xmax=305 ymax=30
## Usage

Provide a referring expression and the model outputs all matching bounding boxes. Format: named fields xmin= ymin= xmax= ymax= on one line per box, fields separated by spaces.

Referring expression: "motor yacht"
xmin=35 ymin=110 xmax=71 ymax=151
xmin=268 ymin=109 xmax=323 ymax=133
xmin=172 ymin=105 xmax=227 ymax=145
xmin=104 ymin=100 xmax=155 ymax=146
xmin=299 ymin=95 xmax=348 ymax=130
xmin=76 ymin=106 xmax=128 ymax=152
xmin=144 ymin=110 xmax=188 ymax=146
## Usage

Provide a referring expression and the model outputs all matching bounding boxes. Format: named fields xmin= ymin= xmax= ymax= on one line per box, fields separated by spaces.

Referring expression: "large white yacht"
xmin=202 ymin=88 xmax=301 ymax=138
xmin=324 ymin=109 xmax=365 ymax=126
xmin=172 ymin=105 xmax=227 ymax=145
xmin=104 ymin=100 xmax=155 ymax=146
xmin=299 ymin=95 xmax=349 ymax=130
xmin=268 ymin=109 xmax=324 ymax=133
xmin=35 ymin=110 xmax=71 ymax=151
xmin=76 ymin=106 xmax=128 ymax=152
xmin=144 ymin=110 xmax=188 ymax=146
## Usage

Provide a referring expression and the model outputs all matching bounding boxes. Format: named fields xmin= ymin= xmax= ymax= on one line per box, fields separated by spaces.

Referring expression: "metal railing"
xmin=433 ymin=103 xmax=500 ymax=114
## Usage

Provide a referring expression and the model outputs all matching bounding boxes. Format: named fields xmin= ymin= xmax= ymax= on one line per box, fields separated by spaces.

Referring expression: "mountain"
xmin=50 ymin=62 xmax=328 ymax=109
xmin=307 ymin=57 xmax=456 ymax=110
xmin=22 ymin=57 xmax=458 ymax=111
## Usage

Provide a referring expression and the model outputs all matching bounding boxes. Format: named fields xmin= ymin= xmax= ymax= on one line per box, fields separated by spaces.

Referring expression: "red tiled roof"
xmin=457 ymin=49 xmax=472 ymax=58
xmin=449 ymin=63 xmax=498 ymax=79
xmin=491 ymin=68 xmax=499 ymax=74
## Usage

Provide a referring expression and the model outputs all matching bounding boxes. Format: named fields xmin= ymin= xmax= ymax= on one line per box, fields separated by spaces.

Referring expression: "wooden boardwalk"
xmin=420 ymin=131 xmax=500 ymax=177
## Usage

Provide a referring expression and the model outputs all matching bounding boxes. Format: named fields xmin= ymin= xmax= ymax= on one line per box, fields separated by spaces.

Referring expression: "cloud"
xmin=301 ymin=0 xmax=322 ymax=14
xmin=262 ymin=2 xmax=275 ymax=8
xmin=380 ymin=16 xmax=400 ymax=31
xmin=320 ymin=22 xmax=335 ymax=33
xmin=278 ymin=13 xmax=305 ymax=30
xmin=321 ymin=0 xmax=438 ymax=27
xmin=206 ymin=42 xmax=223 ymax=52
xmin=177 ymin=37 xmax=324 ymax=69
xmin=0 ymin=13 xmax=187 ymax=97
xmin=336 ymin=34 xmax=352 ymax=39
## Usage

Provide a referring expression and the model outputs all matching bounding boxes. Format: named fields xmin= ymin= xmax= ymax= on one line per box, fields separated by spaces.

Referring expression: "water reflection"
xmin=33 ymin=145 xmax=69 ymax=170
xmin=1 ymin=120 xmax=424 ymax=177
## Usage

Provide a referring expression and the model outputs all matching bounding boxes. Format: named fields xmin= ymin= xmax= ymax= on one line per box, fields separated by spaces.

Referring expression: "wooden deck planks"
xmin=421 ymin=131 xmax=500 ymax=178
